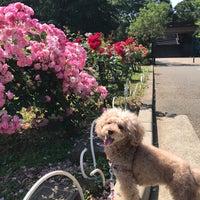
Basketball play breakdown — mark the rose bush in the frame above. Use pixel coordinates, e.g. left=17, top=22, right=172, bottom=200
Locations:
left=72, top=32, right=148, bottom=91
left=0, top=2, right=107, bottom=134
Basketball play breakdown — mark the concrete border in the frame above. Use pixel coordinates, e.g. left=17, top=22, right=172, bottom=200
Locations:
left=138, top=65, right=154, bottom=200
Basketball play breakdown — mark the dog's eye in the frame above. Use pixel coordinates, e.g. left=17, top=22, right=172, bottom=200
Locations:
left=118, top=125, right=123, bottom=130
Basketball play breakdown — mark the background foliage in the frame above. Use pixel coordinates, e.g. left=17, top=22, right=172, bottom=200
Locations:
left=173, top=0, right=200, bottom=23
left=128, top=2, right=172, bottom=46
left=1, top=0, right=200, bottom=43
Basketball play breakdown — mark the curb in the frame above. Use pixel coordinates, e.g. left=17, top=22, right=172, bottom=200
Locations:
left=138, top=65, right=155, bottom=200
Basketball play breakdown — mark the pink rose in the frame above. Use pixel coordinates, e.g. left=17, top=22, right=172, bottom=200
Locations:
left=6, top=90, right=14, bottom=100
left=45, top=95, right=51, bottom=102
left=35, top=74, right=40, bottom=81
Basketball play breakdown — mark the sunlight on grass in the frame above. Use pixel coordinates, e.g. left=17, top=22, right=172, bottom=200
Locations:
left=112, top=66, right=150, bottom=112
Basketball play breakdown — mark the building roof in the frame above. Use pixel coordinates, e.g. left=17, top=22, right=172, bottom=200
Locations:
left=166, top=22, right=197, bottom=34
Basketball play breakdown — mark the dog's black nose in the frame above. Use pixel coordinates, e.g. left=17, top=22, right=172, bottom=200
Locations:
left=108, top=130, right=114, bottom=135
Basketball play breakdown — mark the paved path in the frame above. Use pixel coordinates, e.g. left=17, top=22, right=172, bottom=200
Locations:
left=154, top=58, right=200, bottom=200
left=155, top=57, right=200, bottom=138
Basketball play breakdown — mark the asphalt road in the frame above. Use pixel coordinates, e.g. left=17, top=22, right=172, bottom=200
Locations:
left=154, top=58, right=200, bottom=138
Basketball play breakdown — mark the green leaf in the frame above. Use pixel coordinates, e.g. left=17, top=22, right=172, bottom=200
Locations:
left=41, top=31, right=47, bottom=40
left=25, top=35, right=31, bottom=41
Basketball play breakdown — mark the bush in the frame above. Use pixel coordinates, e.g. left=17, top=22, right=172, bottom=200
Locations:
left=0, top=3, right=149, bottom=135
left=0, top=2, right=107, bottom=134
left=69, top=31, right=149, bottom=92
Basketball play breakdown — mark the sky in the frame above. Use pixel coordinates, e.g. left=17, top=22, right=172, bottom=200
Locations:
left=171, top=0, right=183, bottom=8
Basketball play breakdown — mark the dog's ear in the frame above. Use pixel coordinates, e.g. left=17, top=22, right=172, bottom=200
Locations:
left=126, top=117, right=145, bottom=146
left=95, top=118, right=101, bottom=136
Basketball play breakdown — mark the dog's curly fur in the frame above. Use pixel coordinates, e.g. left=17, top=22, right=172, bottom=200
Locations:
left=95, top=108, right=200, bottom=200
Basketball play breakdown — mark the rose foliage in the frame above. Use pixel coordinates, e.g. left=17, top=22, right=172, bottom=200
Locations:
left=0, top=3, right=108, bottom=134
left=79, top=32, right=148, bottom=91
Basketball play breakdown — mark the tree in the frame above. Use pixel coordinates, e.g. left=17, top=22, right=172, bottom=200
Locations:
left=108, top=0, right=147, bottom=22
left=173, top=0, right=200, bottom=23
left=127, top=2, right=172, bottom=46
left=0, top=0, right=118, bottom=35
left=160, top=0, right=171, bottom=3
left=173, top=0, right=200, bottom=41
left=108, top=0, right=148, bottom=40
left=61, top=0, right=118, bottom=35
left=193, top=0, right=200, bottom=37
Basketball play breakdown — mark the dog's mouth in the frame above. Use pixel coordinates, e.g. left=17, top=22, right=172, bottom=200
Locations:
left=104, top=135, right=114, bottom=146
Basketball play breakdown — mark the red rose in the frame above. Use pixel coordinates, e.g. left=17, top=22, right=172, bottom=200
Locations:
left=113, top=42, right=125, bottom=57
left=88, top=32, right=102, bottom=50
left=125, top=37, right=134, bottom=45
left=74, top=38, right=82, bottom=43
left=98, top=48, right=105, bottom=54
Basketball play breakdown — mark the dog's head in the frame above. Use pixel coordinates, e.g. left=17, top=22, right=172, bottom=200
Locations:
left=95, top=108, right=144, bottom=147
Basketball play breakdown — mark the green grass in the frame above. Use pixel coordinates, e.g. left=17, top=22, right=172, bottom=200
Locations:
left=111, top=66, right=150, bottom=112
left=0, top=65, right=151, bottom=199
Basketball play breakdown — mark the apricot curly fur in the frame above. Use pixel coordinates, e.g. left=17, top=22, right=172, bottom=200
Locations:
left=95, top=108, right=200, bottom=200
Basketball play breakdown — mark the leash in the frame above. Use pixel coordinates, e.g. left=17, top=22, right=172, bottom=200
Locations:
left=107, top=145, right=139, bottom=199
left=108, top=162, right=115, bottom=200
left=108, top=161, right=133, bottom=200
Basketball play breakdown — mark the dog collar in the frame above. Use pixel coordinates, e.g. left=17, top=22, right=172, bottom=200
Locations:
left=112, top=164, right=132, bottom=172
left=109, top=160, right=132, bottom=172
left=108, top=146, right=139, bottom=172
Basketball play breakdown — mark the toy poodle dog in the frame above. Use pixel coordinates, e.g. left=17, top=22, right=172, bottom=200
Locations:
left=95, top=108, right=200, bottom=200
